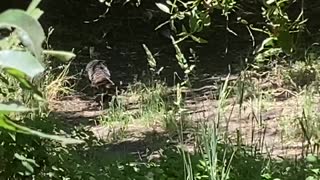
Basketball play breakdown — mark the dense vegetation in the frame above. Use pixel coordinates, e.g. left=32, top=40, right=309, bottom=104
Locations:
left=1, top=0, right=320, bottom=179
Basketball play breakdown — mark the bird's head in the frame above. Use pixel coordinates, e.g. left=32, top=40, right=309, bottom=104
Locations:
left=85, top=59, right=105, bottom=72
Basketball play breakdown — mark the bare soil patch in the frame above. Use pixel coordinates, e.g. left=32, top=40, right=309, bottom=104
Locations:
left=48, top=81, right=314, bottom=159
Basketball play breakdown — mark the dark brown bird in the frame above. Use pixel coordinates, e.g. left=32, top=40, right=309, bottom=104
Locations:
left=85, top=59, right=115, bottom=109
left=85, top=59, right=114, bottom=89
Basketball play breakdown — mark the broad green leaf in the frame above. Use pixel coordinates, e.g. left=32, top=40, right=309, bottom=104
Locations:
left=43, top=50, right=76, bottom=62
left=155, top=3, right=171, bottom=14
left=0, top=115, right=20, bottom=132
left=0, top=9, right=45, bottom=58
left=165, top=0, right=173, bottom=6
left=0, top=50, right=44, bottom=78
left=0, top=116, right=85, bottom=144
left=5, top=68, right=32, bottom=90
left=0, top=102, right=32, bottom=112
left=189, top=9, right=198, bottom=33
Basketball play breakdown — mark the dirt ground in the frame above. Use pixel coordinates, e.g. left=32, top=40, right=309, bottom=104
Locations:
left=48, top=79, right=314, bottom=159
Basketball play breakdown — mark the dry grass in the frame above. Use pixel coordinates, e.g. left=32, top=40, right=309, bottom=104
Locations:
left=45, top=62, right=75, bottom=102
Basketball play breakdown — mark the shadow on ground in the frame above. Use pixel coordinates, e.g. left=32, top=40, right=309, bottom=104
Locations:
left=22, top=113, right=320, bottom=180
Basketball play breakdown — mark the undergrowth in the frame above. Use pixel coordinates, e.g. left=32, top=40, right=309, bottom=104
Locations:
left=4, top=0, right=320, bottom=179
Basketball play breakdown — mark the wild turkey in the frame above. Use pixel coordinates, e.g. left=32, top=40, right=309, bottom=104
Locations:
left=85, top=60, right=115, bottom=109
left=85, top=59, right=114, bottom=89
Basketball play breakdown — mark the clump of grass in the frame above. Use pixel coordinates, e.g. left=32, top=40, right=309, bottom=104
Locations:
left=44, top=62, right=75, bottom=102
left=284, top=61, right=317, bottom=89
left=0, top=72, right=24, bottom=102
left=281, top=47, right=320, bottom=91
left=280, top=87, right=320, bottom=148
left=175, top=75, right=236, bottom=180
left=98, top=81, right=176, bottom=138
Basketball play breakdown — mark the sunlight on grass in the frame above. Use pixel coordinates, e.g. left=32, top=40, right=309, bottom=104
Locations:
left=44, top=62, right=75, bottom=102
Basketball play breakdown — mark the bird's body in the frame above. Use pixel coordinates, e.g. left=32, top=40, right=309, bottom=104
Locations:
left=86, top=59, right=114, bottom=89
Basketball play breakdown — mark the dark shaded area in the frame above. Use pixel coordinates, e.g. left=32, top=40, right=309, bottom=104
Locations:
left=34, top=0, right=255, bottom=95
left=24, top=0, right=318, bottom=99
left=0, top=0, right=31, bottom=13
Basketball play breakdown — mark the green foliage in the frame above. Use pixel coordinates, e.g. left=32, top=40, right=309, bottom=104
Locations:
left=155, top=0, right=216, bottom=44
left=285, top=61, right=317, bottom=88
left=0, top=0, right=80, bottom=143
left=0, top=9, right=45, bottom=59
left=0, top=1, right=83, bottom=178
left=252, top=0, right=307, bottom=62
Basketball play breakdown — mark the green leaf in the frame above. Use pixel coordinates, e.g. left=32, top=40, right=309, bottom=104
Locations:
left=28, top=8, right=44, bottom=20
left=266, top=0, right=276, bottom=5
left=0, top=116, right=85, bottom=144
left=189, top=9, right=198, bottom=33
left=311, top=168, right=320, bottom=174
left=306, top=176, right=316, bottom=180
left=26, top=0, right=44, bottom=19
left=14, top=153, right=39, bottom=167
left=155, top=3, right=171, bottom=14
left=306, top=154, right=317, bottom=163
left=0, top=9, right=45, bottom=58
left=21, top=161, right=34, bottom=173
left=0, top=50, right=44, bottom=78
left=26, top=0, right=42, bottom=15
left=278, top=31, right=293, bottom=54
left=5, top=68, right=31, bottom=89
left=199, top=12, right=211, bottom=27
left=0, top=115, right=20, bottom=132
left=43, top=50, right=76, bottom=62
left=190, top=35, right=208, bottom=43
left=253, top=37, right=276, bottom=54
left=0, top=102, right=32, bottom=113
left=155, top=20, right=170, bottom=31
left=5, top=68, right=43, bottom=99
left=254, top=48, right=282, bottom=62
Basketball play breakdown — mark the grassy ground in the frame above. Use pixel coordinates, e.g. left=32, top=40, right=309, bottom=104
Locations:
left=44, top=59, right=320, bottom=179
